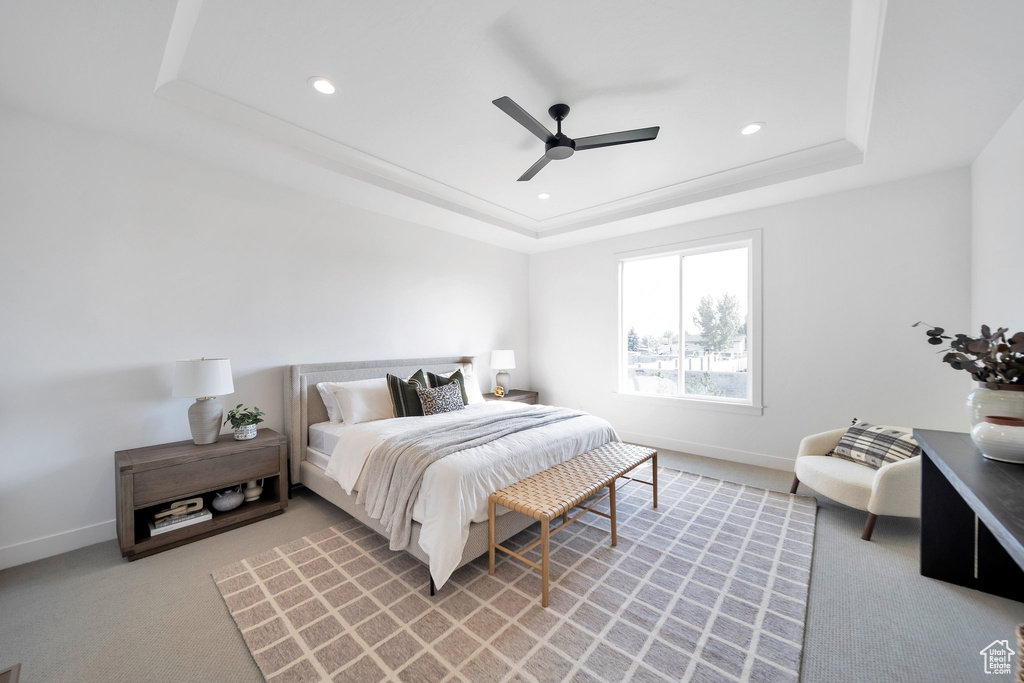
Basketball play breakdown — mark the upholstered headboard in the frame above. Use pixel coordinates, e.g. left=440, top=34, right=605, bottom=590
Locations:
left=283, top=356, right=475, bottom=483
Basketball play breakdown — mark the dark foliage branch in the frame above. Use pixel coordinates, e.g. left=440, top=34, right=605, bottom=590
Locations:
left=914, top=322, right=1024, bottom=388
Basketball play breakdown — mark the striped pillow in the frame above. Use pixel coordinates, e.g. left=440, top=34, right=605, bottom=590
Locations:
left=386, top=370, right=428, bottom=417
left=827, top=421, right=920, bottom=470
left=426, top=369, right=469, bottom=406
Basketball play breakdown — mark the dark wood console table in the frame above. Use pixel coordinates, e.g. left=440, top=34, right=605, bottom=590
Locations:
left=915, top=429, right=1024, bottom=602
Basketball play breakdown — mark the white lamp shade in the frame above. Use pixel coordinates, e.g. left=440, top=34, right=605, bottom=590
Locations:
left=490, top=349, right=516, bottom=370
left=172, top=358, right=234, bottom=398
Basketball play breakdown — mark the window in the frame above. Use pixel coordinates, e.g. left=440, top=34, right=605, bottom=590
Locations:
left=618, top=231, right=761, bottom=411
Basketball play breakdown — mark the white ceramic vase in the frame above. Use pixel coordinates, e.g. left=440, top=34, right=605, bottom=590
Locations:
left=234, top=424, right=258, bottom=441
left=244, top=479, right=263, bottom=502
left=966, top=383, right=1024, bottom=427
left=971, top=416, right=1024, bottom=463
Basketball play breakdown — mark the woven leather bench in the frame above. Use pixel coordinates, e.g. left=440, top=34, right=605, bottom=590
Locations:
left=488, top=442, right=658, bottom=607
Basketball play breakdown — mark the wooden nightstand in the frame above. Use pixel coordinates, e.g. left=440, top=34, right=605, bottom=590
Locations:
left=484, top=389, right=539, bottom=405
left=115, top=428, right=287, bottom=560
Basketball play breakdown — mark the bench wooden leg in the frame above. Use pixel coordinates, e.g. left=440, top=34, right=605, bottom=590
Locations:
left=652, top=452, right=658, bottom=509
left=609, top=481, right=617, bottom=548
left=488, top=497, right=496, bottom=575
left=541, top=518, right=550, bottom=608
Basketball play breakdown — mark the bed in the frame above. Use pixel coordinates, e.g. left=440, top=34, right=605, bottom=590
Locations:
left=284, top=357, right=618, bottom=590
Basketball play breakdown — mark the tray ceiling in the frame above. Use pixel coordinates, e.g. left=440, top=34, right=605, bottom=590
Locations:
left=159, top=0, right=869, bottom=239
left=5, top=1, right=1024, bottom=251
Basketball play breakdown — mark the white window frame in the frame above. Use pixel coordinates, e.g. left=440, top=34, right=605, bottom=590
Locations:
left=615, top=229, right=762, bottom=416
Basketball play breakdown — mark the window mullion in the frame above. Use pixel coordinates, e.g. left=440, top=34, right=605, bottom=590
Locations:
left=677, top=253, right=684, bottom=397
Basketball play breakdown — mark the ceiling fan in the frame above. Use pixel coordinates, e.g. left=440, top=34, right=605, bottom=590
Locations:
left=492, top=96, right=660, bottom=181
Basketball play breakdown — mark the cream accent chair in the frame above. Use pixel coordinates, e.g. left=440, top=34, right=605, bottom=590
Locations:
left=790, top=426, right=921, bottom=541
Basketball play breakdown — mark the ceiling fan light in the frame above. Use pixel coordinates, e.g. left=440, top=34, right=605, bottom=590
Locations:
left=741, top=122, right=765, bottom=135
left=308, top=77, right=336, bottom=95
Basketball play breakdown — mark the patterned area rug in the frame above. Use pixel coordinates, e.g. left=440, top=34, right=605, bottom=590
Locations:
left=213, top=466, right=816, bottom=682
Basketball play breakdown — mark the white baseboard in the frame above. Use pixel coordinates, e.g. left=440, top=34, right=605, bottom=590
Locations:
left=0, top=519, right=117, bottom=571
left=617, top=431, right=794, bottom=472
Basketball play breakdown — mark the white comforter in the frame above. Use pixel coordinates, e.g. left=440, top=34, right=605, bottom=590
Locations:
left=323, top=402, right=617, bottom=587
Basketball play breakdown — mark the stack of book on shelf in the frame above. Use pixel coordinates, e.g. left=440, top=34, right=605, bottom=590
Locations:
left=148, top=508, right=212, bottom=536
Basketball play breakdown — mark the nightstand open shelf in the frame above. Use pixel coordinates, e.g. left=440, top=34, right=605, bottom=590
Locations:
left=116, top=428, right=288, bottom=560
left=130, top=484, right=283, bottom=553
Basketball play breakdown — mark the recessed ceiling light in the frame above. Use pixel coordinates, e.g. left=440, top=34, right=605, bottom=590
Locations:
left=741, top=122, right=766, bottom=135
left=308, top=77, right=335, bottom=95
left=537, top=192, right=551, bottom=200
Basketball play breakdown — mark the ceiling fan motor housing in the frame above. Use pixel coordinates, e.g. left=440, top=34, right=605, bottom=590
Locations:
left=546, top=135, right=576, bottom=159
left=545, top=104, right=575, bottom=159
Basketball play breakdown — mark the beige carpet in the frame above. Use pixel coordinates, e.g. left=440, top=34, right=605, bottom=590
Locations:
left=6, top=449, right=1022, bottom=681
left=213, top=467, right=816, bottom=682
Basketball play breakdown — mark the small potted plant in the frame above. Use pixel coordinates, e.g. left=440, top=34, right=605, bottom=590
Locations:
left=224, top=404, right=265, bottom=441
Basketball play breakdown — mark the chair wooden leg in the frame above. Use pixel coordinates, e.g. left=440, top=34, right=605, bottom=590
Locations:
left=652, top=452, right=658, bottom=508
left=861, top=513, right=878, bottom=541
left=789, top=475, right=800, bottom=494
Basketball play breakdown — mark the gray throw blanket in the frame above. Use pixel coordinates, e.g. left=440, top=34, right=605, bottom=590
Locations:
left=356, top=406, right=585, bottom=550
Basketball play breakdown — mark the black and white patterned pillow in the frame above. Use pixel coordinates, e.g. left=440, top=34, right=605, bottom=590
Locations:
left=827, top=420, right=920, bottom=470
left=416, top=380, right=465, bottom=416
left=426, top=369, right=469, bottom=405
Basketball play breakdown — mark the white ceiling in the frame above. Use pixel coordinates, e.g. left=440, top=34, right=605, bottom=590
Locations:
left=2, top=1, right=1024, bottom=252
left=180, top=0, right=850, bottom=223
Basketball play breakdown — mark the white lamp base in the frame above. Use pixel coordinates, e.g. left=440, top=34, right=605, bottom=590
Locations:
left=187, top=397, right=222, bottom=445
left=495, top=370, right=511, bottom=392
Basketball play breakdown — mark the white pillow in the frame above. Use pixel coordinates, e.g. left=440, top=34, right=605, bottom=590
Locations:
left=332, top=377, right=393, bottom=424
left=464, top=373, right=486, bottom=405
left=315, top=382, right=345, bottom=422
left=439, top=367, right=486, bottom=405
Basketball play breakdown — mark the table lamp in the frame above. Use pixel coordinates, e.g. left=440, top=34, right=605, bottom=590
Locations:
left=173, top=358, right=234, bottom=444
left=490, top=349, right=516, bottom=393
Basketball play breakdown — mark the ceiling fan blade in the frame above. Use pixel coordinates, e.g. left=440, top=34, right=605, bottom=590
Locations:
left=517, top=155, right=551, bottom=181
left=493, top=96, right=554, bottom=143
left=574, top=126, right=660, bottom=151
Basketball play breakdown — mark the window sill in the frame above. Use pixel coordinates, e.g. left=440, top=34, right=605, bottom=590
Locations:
left=613, top=391, right=764, bottom=416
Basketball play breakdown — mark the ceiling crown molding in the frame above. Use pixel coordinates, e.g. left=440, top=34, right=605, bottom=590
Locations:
left=155, top=0, right=885, bottom=243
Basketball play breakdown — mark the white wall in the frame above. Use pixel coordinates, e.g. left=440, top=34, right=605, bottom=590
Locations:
left=0, top=108, right=530, bottom=568
left=530, top=169, right=973, bottom=469
left=972, top=96, right=1024, bottom=333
